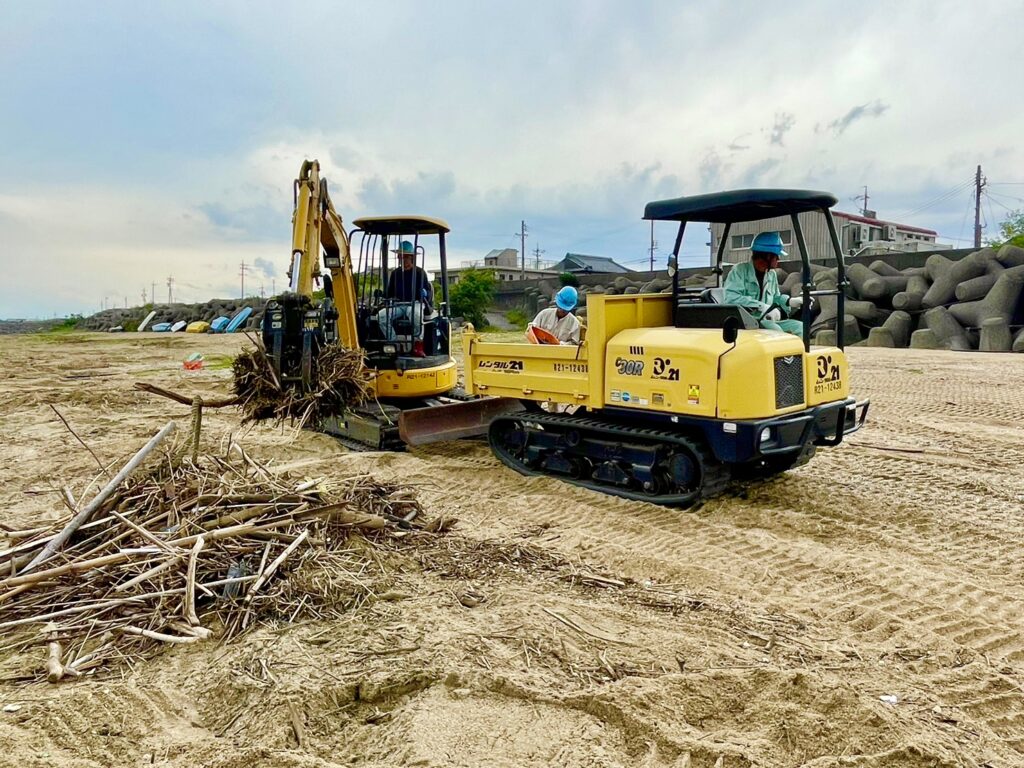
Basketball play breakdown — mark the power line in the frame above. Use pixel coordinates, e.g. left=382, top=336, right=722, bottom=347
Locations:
left=894, top=177, right=975, bottom=220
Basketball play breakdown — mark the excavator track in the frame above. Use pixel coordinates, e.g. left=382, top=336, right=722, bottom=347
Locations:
left=488, top=411, right=732, bottom=507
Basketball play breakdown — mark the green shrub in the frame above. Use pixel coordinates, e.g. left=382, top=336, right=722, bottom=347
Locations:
left=558, top=272, right=579, bottom=287
left=450, top=268, right=496, bottom=328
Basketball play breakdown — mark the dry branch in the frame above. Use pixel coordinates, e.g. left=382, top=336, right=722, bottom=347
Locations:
left=0, top=430, right=431, bottom=681
left=232, top=337, right=374, bottom=428
left=20, top=421, right=177, bottom=575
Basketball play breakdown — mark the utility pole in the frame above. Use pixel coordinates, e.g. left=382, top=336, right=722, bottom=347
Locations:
left=141, top=289, right=147, bottom=305
left=517, top=220, right=528, bottom=280
left=260, top=284, right=265, bottom=299
left=239, top=260, right=250, bottom=299
left=166, top=276, right=174, bottom=305
left=854, top=186, right=870, bottom=217
left=151, top=281, right=156, bottom=305
left=532, top=244, right=545, bottom=270
left=649, top=221, right=658, bottom=272
left=974, top=164, right=986, bottom=248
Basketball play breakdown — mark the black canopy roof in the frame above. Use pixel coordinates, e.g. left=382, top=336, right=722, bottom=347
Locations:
left=643, top=189, right=838, bottom=223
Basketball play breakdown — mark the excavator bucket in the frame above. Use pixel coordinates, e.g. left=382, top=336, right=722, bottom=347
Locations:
left=398, top=398, right=525, bottom=447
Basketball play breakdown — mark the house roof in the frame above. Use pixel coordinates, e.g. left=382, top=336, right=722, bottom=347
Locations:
left=834, top=210, right=937, bottom=236
left=553, top=253, right=633, bottom=273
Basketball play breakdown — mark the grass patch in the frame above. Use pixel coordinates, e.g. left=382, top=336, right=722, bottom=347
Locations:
left=204, top=353, right=235, bottom=370
left=505, top=308, right=529, bottom=330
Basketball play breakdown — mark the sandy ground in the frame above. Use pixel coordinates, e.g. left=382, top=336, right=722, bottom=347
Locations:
left=1, top=330, right=1023, bottom=767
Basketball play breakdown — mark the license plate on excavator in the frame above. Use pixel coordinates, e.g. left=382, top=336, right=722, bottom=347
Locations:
left=398, top=398, right=525, bottom=447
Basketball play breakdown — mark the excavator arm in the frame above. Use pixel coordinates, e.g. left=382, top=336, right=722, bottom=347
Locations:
left=287, top=160, right=359, bottom=350
left=263, top=160, right=361, bottom=389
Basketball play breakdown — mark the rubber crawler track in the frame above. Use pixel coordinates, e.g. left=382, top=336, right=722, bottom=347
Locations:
left=488, top=411, right=732, bottom=506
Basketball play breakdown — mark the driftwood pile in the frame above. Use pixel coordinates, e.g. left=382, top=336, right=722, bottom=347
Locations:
left=232, top=336, right=374, bottom=428
left=0, top=421, right=434, bottom=682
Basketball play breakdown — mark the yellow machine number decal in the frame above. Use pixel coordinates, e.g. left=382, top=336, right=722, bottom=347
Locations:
left=814, top=354, right=842, bottom=394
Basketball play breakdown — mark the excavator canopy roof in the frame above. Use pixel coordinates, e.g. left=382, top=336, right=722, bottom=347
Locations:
left=352, top=215, right=450, bottom=236
left=643, top=189, right=838, bottom=224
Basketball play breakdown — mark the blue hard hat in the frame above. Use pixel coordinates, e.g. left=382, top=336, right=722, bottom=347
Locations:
left=555, top=285, right=578, bottom=311
left=751, top=231, right=787, bottom=257
left=397, top=240, right=415, bottom=256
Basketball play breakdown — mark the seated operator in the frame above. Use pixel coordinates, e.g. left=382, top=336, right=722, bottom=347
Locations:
left=723, top=231, right=805, bottom=335
left=528, top=286, right=581, bottom=344
left=380, top=240, right=434, bottom=345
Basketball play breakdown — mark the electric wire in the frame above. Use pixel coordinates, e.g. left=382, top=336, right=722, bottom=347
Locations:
left=894, top=177, right=975, bottom=220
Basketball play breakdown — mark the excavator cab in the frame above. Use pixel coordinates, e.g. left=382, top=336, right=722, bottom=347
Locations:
left=350, top=216, right=452, bottom=369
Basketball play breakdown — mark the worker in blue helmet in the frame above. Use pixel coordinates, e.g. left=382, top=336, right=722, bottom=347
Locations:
left=529, top=285, right=581, bottom=344
left=723, top=231, right=804, bottom=335
left=379, top=239, right=434, bottom=353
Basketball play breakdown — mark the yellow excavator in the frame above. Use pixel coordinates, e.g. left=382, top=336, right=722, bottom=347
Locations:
left=261, top=160, right=513, bottom=449
left=404, top=189, right=870, bottom=506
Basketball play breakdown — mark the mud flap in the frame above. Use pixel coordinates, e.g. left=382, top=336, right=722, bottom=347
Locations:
left=398, top=398, right=525, bottom=447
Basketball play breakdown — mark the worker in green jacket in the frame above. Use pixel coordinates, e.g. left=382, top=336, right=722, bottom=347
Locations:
left=723, top=231, right=804, bottom=335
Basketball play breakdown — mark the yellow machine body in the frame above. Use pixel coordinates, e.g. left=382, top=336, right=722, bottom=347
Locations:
left=464, top=293, right=851, bottom=419
left=372, top=359, right=458, bottom=398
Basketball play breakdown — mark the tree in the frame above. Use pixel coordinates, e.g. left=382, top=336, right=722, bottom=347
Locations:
left=987, top=209, right=1024, bottom=250
left=449, top=268, right=496, bottom=328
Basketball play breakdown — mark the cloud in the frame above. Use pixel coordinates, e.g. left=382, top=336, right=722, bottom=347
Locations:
left=769, top=113, right=796, bottom=146
left=825, top=100, right=890, bottom=136
left=727, top=134, right=751, bottom=152
left=253, top=257, right=277, bottom=279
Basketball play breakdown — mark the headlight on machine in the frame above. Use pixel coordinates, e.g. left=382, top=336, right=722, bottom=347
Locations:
left=759, top=427, right=772, bottom=445
left=383, top=344, right=397, bottom=355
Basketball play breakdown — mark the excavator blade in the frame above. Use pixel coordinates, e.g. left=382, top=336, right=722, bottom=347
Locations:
left=398, top=398, right=525, bottom=447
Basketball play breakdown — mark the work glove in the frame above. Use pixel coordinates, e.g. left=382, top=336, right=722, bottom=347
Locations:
left=789, top=296, right=816, bottom=315
left=761, top=305, right=785, bottom=322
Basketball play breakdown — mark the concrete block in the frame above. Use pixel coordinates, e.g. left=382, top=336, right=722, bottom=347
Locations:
left=948, top=265, right=1024, bottom=327
left=869, top=260, right=903, bottom=277
left=954, top=268, right=1003, bottom=302
left=846, top=263, right=879, bottom=298
left=866, top=327, right=896, bottom=347
left=814, top=329, right=837, bottom=346
left=997, top=244, right=1024, bottom=267
left=880, top=310, right=913, bottom=348
left=923, top=306, right=972, bottom=350
left=910, top=328, right=941, bottom=349
left=861, top=274, right=909, bottom=302
left=979, top=317, right=1012, bottom=352
left=922, top=248, right=998, bottom=308
left=842, top=315, right=863, bottom=344
left=891, top=274, right=930, bottom=311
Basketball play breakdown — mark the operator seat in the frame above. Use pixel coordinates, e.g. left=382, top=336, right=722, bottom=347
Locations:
left=700, top=287, right=726, bottom=304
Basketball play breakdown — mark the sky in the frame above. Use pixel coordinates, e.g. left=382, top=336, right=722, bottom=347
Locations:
left=1, top=0, right=1022, bottom=318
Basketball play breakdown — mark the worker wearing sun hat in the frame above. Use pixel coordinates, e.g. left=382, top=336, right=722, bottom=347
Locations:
left=723, top=231, right=804, bottom=335
left=528, top=285, right=581, bottom=344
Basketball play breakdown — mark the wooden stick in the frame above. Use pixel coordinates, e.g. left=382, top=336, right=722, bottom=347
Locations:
left=114, top=554, right=186, bottom=592
left=43, top=622, right=64, bottom=682
left=48, top=404, right=112, bottom=479
left=184, top=536, right=204, bottom=626
left=134, top=382, right=240, bottom=408
left=20, top=421, right=177, bottom=575
left=1, top=548, right=161, bottom=591
left=245, top=529, right=309, bottom=602
left=119, top=625, right=203, bottom=644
